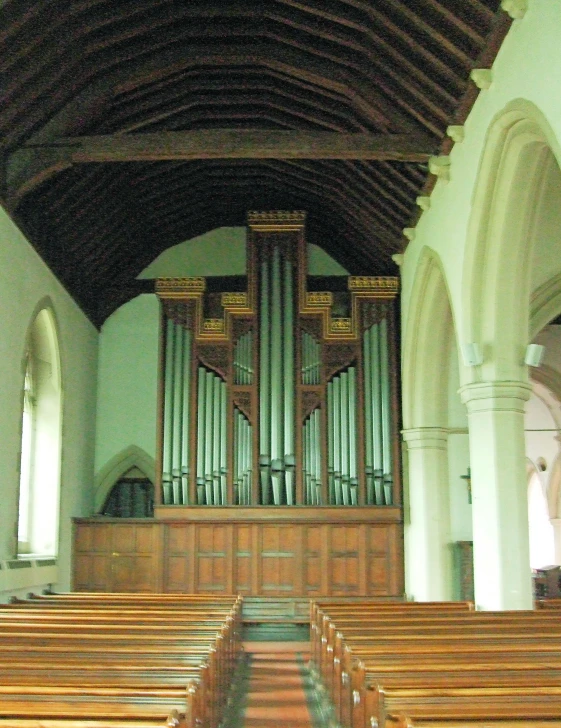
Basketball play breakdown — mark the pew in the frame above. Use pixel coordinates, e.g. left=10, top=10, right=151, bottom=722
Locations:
left=0, top=593, right=241, bottom=728
left=310, top=599, right=561, bottom=728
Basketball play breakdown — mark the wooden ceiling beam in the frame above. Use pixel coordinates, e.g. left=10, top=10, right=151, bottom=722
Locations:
left=7, top=129, right=435, bottom=206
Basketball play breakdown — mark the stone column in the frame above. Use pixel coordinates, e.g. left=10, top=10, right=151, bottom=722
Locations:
left=402, top=427, right=452, bottom=601
left=460, top=381, right=533, bottom=610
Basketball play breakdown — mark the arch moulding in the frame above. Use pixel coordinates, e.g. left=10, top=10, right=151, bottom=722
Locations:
left=94, top=445, right=156, bottom=513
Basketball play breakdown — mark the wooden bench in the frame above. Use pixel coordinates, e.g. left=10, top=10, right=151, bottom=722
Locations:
left=311, top=600, right=561, bottom=728
left=0, top=594, right=242, bottom=728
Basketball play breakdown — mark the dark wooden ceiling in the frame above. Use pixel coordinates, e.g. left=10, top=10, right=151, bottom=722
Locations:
left=1, top=0, right=509, bottom=326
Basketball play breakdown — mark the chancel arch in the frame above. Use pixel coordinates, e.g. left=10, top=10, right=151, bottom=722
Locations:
left=401, top=247, right=457, bottom=602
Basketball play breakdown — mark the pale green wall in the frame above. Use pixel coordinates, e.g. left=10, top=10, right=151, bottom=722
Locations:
left=0, top=205, right=98, bottom=593
left=139, top=228, right=247, bottom=278
left=95, top=295, right=160, bottom=480
left=308, top=244, right=349, bottom=275
left=138, top=226, right=348, bottom=278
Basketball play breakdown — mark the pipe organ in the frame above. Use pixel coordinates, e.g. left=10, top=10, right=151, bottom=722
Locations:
left=74, top=211, right=404, bottom=602
left=156, top=211, right=400, bottom=510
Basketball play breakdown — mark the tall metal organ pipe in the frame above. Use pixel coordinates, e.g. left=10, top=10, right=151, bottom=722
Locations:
left=234, top=409, right=252, bottom=504
left=193, top=366, right=228, bottom=505
left=326, top=366, right=357, bottom=505
left=162, top=320, right=192, bottom=505
left=362, top=308, right=393, bottom=505
left=234, top=331, right=253, bottom=385
left=259, top=244, right=295, bottom=505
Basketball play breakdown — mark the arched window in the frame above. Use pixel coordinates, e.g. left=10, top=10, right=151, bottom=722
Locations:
left=17, top=308, right=62, bottom=556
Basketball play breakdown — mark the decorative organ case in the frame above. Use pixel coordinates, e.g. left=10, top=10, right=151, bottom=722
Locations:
left=155, top=211, right=400, bottom=509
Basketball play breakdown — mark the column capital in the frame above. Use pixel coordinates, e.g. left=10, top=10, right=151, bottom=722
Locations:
left=459, top=381, right=531, bottom=413
left=402, top=427, right=449, bottom=450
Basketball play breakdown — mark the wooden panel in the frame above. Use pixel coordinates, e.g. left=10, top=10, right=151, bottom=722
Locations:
left=164, top=523, right=191, bottom=592
left=109, top=522, right=159, bottom=593
left=303, top=525, right=322, bottom=595
left=234, top=525, right=252, bottom=594
left=195, top=524, right=228, bottom=592
left=260, top=525, right=297, bottom=595
left=73, top=522, right=110, bottom=591
left=330, top=525, right=360, bottom=595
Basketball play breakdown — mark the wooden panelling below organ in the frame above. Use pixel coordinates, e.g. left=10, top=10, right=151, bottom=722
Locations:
left=73, top=509, right=403, bottom=599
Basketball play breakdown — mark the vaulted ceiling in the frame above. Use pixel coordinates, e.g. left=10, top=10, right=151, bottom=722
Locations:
left=1, top=0, right=510, bottom=326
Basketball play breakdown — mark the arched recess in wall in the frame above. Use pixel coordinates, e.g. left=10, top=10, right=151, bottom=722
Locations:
left=94, top=445, right=156, bottom=513
left=17, top=304, right=63, bottom=556
left=463, top=100, right=561, bottom=382
left=402, top=247, right=457, bottom=430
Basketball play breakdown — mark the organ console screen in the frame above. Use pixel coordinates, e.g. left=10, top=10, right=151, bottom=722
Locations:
left=155, top=211, right=400, bottom=509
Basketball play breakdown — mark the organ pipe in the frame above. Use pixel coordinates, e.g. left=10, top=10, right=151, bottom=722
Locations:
left=162, top=320, right=193, bottom=505
left=259, top=254, right=271, bottom=504
left=363, top=327, right=374, bottom=505
left=284, top=255, right=295, bottom=484
left=181, top=328, right=191, bottom=505
left=162, top=318, right=175, bottom=505
left=379, top=317, right=393, bottom=505
left=362, top=308, right=394, bottom=506
left=327, top=380, right=335, bottom=504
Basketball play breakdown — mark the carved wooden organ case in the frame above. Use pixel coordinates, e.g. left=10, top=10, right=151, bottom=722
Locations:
left=155, top=211, right=400, bottom=510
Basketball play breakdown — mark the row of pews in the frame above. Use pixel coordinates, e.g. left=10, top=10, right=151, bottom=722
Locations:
left=0, top=592, right=242, bottom=728
left=310, top=599, right=561, bottom=728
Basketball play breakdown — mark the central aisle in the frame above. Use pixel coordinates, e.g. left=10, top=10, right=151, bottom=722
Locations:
left=223, top=642, right=327, bottom=728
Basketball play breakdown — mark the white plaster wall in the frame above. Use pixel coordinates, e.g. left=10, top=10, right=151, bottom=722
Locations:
left=95, top=295, right=160, bottom=477
left=401, top=1, right=561, bottom=351
left=0, top=205, right=98, bottom=590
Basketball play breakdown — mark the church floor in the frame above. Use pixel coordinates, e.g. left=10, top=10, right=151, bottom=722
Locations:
left=221, top=642, right=329, bottom=728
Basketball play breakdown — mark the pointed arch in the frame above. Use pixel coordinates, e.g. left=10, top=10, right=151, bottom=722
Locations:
left=94, top=445, right=156, bottom=512
left=402, top=246, right=457, bottom=430
left=463, top=100, right=561, bottom=382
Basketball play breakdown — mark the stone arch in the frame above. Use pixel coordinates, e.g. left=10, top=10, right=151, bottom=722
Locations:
left=402, top=246, right=457, bottom=430
left=94, top=445, right=156, bottom=512
left=463, top=100, right=561, bottom=383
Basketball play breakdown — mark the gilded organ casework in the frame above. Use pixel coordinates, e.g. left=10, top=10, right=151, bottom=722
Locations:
left=155, top=211, right=399, bottom=508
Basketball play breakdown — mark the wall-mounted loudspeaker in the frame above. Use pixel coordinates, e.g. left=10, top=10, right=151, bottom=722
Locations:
left=461, top=342, right=483, bottom=367
left=525, top=343, right=545, bottom=367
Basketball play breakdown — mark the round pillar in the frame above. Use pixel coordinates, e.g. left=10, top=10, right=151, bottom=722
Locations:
left=460, top=381, right=533, bottom=610
left=402, top=427, right=452, bottom=602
